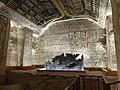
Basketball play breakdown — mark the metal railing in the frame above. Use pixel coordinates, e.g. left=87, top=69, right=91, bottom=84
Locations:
left=65, top=75, right=120, bottom=90
left=65, top=76, right=80, bottom=90
left=103, top=76, right=120, bottom=90
left=79, top=75, right=103, bottom=90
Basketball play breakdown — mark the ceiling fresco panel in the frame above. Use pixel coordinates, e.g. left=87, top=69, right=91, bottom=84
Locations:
left=0, top=0, right=107, bottom=27
left=1, top=0, right=62, bottom=25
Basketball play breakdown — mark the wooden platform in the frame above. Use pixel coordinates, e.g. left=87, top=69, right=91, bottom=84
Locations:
left=6, top=66, right=117, bottom=76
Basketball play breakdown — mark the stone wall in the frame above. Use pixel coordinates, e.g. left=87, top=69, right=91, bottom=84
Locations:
left=106, top=16, right=117, bottom=70
left=33, top=19, right=107, bottom=67
left=98, top=0, right=109, bottom=27
left=0, top=14, right=10, bottom=84
left=23, top=28, right=33, bottom=66
left=32, top=36, right=46, bottom=65
left=6, top=21, right=33, bottom=66
left=7, top=18, right=113, bottom=68
left=6, top=25, right=33, bottom=66
left=6, top=26, right=24, bottom=66
left=111, top=0, right=120, bottom=79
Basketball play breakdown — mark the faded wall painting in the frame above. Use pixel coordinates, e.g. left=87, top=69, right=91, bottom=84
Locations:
left=6, top=26, right=24, bottom=66
left=32, top=36, right=46, bottom=65
left=0, top=15, right=9, bottom=63
left=6, top=19, right=108, bottom=68
left=106, top=16, right=117, bottom=70
left=0, top=14, right=9, bottom=75
left=23, top=29, right=33, bottom=66
left=33, top=19, right=107, bottom=67
left=7, top=21, right=34, bottom=66
left=98, top=0, right=109, bottom=27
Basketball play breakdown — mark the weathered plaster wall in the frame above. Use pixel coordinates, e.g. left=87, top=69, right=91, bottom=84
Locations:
left=7, top=18, right=116, bottom=69
left=33, top=19, right=107, bottom=67
left=7, top=21, right=33, bottom=66
left=32, top=36, right=46, bottom=65
left=98, top=0, right=109, bottom=28
left=106, top=16, right=117, bottom=70
left=6, top=26, right=24, bottom=66
left=23, top=28, right=33, bottom=66
left=0, top=14, right=10, bottom=85
left=111, top=0, right=120, bottom=79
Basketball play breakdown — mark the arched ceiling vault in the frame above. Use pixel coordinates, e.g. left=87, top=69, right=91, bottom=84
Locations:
left=0, top=0, right=110, bottom=34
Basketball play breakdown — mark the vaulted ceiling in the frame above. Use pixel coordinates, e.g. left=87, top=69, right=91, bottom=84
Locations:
left=1, top=0, right=100, bottom=26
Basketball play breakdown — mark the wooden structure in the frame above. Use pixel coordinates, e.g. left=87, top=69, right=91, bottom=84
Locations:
left=4, top=66, right=119, bottom=90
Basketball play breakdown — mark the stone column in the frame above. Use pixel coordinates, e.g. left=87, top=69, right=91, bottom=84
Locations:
left=0, top=14, right=10, bottom=85
left=0, top=14, right=10, bottom=75
left=106, top=16, right=117, bottom=70
left=111, top=0, right=120, bottom=79
left=23, top=27, right=33, bottom=66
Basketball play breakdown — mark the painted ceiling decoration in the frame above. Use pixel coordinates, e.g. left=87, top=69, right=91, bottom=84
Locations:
left=1, top=0, right=101, bottom=26
left=57, top=0, right=100, bottom=20
left=0, top=0, right=62, bottom=25
left=0, top=2, right=41, bottom=34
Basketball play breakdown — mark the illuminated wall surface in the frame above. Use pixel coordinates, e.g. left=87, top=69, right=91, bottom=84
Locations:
left=33, top=19, right=107, bottom=68
left=6, top=26, right=24, bottom=66
left=106, top=16, right=117, bottom=70
left=7, top=18, right=116, bottom=70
